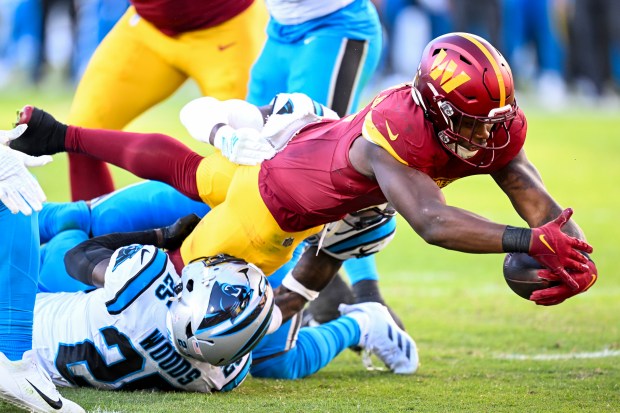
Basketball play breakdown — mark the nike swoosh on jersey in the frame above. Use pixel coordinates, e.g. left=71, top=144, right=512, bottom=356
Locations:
left=218, top=42, right=236, bottom=51
left=538, top=234, right=556, bottom=253
left=26, top=379, right=63, bottom=410
left=140, top=248, right=150, bottom=264
left=358, top=246, right=377, bottom=256
left=385, top=121, right=399, bottom=141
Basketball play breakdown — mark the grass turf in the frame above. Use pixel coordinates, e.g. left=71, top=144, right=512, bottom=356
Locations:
left=0, top=85, right=618, bottom=412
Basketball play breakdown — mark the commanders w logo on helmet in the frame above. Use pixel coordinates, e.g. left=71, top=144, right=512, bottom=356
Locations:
left=429, top=49, right=471, bottom=93
left=411, top=32, right=518, bottom=167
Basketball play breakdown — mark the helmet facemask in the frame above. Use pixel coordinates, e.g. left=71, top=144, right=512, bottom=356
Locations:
left=435, top=98, right=517, bottom=165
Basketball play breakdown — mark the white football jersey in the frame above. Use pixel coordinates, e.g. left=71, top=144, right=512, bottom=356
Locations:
left=32, top=245, right=250, bottom=393
left=266, top=0, right=355, bottom=25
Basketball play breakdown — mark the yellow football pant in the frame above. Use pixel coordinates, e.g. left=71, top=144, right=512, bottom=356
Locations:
left=180, top=153, right=323, bottom=276
left=68, top=1, right=268, bottom=129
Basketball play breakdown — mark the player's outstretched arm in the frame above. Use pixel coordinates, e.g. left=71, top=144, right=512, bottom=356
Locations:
left=359, top=139, right=593, bottom=281
left=360, top=138, right=508, bottom=252
left=274, top=246, right=343, bottom=325
left=492, top=150, right=597, bottom=300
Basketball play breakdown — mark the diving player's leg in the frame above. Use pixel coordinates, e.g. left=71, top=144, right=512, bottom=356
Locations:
left=12, top=106, right=206, bottom=201
left=180, top=165, right=320, bottom=275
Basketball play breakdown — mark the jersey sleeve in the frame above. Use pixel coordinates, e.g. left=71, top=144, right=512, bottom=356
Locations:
left=360, top=87, right=422, bottom=167
left=103, top=245, right=171, bottom=315
left=362, top=107, right=410, bottom=166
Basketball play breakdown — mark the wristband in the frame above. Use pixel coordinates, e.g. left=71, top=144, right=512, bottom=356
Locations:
left=266, top=305, right=282, bottom=335
left=281, top=271, right=320, bottom=301
left=502, top=226, right=531, bottom=253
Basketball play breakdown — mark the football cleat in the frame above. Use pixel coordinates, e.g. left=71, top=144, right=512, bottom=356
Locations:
left=0, top=350, right=85, bottom=413
left=8, top=105, right=67, bottom=156
left=339, top=302, right=419, bottom=374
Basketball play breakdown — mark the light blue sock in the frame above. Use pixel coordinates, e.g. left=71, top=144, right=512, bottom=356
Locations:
left=250, top=316, right=360, bottom=379
left=0, top=205, right=39, bottom=360
left=343, top=255, right=380, bottom=284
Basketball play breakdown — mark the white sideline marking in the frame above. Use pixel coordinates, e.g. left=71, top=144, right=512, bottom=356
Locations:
left=495, top=349, right=620, bottom=361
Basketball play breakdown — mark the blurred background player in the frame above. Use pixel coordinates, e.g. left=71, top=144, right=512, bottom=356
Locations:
left=0, top=128, right=83, bottom=413
left=66, top=0, right=268, bottom=201
left=246, top=0, right=398, bottom=327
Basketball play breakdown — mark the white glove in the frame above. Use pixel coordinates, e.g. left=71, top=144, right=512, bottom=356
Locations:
left=262, top=93, right=340, bottom=151
left=0, top=126, right=52, bottom=215
left=214, top=125, right=276, bottom=165
left=180, top=97, right=264, bottom=144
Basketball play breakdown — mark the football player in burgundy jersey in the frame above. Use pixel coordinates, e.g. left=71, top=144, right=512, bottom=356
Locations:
left=7, top=33, right=597, bottom=312
left=66, top=0, right=268, bottom=201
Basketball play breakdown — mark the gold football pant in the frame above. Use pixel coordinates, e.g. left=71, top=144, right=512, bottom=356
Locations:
left=180, top=152, right=323, bottom=276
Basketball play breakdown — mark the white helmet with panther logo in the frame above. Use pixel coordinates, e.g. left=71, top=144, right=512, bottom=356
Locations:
left=167, top=255, right=274, bottom=366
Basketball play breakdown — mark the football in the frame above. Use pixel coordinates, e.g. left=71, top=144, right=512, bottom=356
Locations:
left=502, top=253, right=559, bottom=300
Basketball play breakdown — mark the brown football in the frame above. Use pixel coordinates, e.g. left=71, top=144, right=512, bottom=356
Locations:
left=503, top=253, right=560, bottom=300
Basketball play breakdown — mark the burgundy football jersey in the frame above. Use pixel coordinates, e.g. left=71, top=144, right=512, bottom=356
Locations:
left=131, top=0, right=253, bottom=36
left=259, top=84, right=527, bottom=232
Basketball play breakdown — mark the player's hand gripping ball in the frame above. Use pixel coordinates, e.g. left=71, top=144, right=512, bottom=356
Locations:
left=502, top=253, right=560, bottom=300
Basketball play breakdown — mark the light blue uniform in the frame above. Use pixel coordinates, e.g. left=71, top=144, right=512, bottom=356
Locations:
left=247, top=0, right=382, bottom=117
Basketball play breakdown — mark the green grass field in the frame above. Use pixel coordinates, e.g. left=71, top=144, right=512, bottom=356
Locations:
left=0, top=84, right=618, bottom=412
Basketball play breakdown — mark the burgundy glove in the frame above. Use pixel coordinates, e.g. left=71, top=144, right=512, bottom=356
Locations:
left=530, top=258, right=598, bottom=305
left=529, top=208, right=592, bottom=290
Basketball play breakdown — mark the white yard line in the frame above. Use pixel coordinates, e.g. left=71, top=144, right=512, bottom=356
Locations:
left=495, top=349, right=620, bottom=360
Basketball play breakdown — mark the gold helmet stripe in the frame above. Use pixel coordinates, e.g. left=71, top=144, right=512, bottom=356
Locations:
left=457, top=33, right=506, bottom=107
